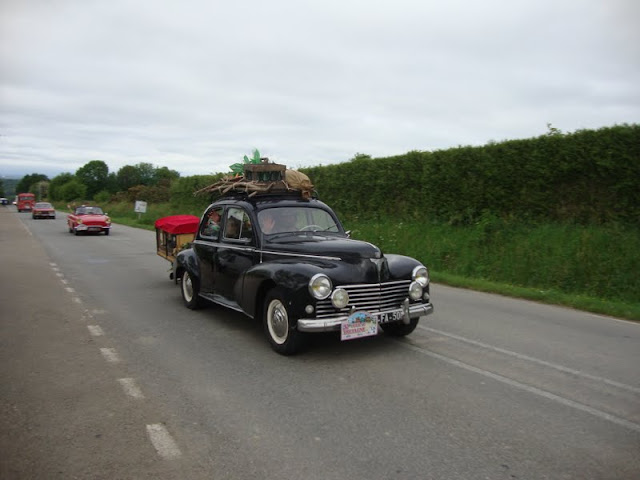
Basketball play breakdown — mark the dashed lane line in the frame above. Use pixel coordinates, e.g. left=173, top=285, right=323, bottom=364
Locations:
left=100, top=348, right=120, bottom=363
left=49, top=262, right=183, bottom=460
left=117, top=378, right=145, bottom=399
left=87, top=325, right=105, bottom=336
left=146, top=424, right=182, bottom=459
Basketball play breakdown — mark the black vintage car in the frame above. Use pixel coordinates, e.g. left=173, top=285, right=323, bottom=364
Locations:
left=174, top=191, right=434, bottom=355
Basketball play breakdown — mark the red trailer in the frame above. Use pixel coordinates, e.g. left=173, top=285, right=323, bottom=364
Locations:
left=155, top=215, right=200, bottom=263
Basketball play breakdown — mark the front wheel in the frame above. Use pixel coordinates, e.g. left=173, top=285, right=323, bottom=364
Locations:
left=380, top=318, right=419, bottom=337
left=263, top=288, right=306, bottom=355
left=104, top=229, right=110, bottom=236
left=181, top=270, right=205, bottom=309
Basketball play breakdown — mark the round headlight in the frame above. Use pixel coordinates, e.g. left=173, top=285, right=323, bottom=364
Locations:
left=331, top=288, right=349, bottom=309
left=309, top=274, right=332, bottom=300
left=412, top=266, right=429, bottom=287
left=409, top=281, right=423, bottom=301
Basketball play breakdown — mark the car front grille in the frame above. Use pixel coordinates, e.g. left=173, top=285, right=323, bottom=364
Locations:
left=315, top=280, right=411, bottom=318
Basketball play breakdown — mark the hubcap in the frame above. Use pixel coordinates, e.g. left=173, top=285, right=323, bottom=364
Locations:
left=268, top=300, right=289, bottom=344
left=183, top=273, right=194, bottom=301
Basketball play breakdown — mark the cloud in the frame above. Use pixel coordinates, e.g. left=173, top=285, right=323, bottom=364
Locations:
left=1, top=0, right=638, bottom=178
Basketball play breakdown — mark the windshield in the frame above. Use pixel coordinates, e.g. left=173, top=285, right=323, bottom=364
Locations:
left=258, top=207, right=341, bottom=235
left=35, top=203, right=52, bottom=208
left=76, top=206, right=104, bottom=215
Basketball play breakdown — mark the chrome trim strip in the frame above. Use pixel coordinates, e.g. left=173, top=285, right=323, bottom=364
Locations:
left=297, top=303, right=434, bottom=332
left=192, top=240, right=255, bottom=253
left=191, top=241, right=340, bottom=260
left=260, top=250, right=342, bottom=261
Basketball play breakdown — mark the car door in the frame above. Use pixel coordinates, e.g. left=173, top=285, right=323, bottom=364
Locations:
left=213, top=207, right=256, bottom=304
left=193, top=206, right=224, bottom=294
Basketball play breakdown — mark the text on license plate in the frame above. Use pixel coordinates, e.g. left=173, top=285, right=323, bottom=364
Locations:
left=374, top=309, right=404, bottom=323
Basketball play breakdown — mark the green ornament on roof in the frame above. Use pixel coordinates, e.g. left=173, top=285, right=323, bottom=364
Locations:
left=229, top=149, right=262, bottom=175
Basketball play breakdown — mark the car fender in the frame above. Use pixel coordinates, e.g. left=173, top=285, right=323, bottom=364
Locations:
left=174, top=248, right=201, bottom=285
left=240, top=259, right=333, bottom=319
left=384, top=253, right=426, bottom=279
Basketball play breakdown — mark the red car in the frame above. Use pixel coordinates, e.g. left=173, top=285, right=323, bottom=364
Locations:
left=67, top=205, right=111, bottom=235
left=32, top=202, right=56, bottom=219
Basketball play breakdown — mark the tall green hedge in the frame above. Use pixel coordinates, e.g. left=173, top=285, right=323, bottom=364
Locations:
left=302, top=124, right=640, bottom=225
left=169, top=173, right=223, bottom=212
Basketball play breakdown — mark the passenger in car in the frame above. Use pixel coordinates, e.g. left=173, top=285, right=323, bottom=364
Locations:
left=202, top=209, right=221, bottom=237
left=225, top=216, right=241, bottom=239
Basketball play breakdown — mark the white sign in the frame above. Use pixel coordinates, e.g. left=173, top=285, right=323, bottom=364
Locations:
left=134, top=201, right=147, bottom=213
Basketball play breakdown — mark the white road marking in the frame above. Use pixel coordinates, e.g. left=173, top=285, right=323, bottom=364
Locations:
left=400, top=341, right=640, bottom=433
left=72, top=297, right=82, bottom=304
left=420, top=326, right=640, bottom=394
left=117, top=378, right=145, bottom=399
left=87, top=325, right=104, bottom=336
left=49, top=262, right=57, bottom=267
left=65, top=287, right=75, bottom=293
left=56, top=272, right=64, bottom=277
left=60, top=278, right=68, bottom=285
left=146, top=424, right=182, bottom=459
left=99, top=348, right=120, bottom=363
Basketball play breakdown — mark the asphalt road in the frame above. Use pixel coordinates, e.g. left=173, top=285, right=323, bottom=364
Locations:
left=1, top=205, right=639, bottom=480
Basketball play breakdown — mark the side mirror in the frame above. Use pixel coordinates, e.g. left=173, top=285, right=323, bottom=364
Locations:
left=345, top=230, right=352, bottom=238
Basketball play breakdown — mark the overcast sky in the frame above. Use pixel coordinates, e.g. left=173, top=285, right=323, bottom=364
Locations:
left=1, top=0, right=638, bottom=179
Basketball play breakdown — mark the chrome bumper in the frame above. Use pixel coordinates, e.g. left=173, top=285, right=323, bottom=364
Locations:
left=76, top=224, right=110, bottom=231
left=297, top=300, right=434, bottom=333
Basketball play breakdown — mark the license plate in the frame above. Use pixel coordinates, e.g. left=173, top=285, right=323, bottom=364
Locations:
left=341, top=312, right=378, bottom=341
left=89, top=227, right=101, bottom=231
left=374, top=309, right=404, bottom=324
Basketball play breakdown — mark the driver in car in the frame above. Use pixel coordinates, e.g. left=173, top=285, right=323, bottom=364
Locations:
left=260, top=210, right=297, bottom=234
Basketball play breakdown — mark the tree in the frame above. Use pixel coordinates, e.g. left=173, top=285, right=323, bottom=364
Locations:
left=76, top=160, right=109, bottom=199
left=106, top=172, right=119, bottom=193
left=31, top=181, right=49, bottom=201
left=0, top=179, right=5, bottom=198
left=116, top=165, right=142, bottom=191
left=16, top=173, right=49, bottom=194
left=59, top=179, right=87, bottom=202
left=116, top=163, right=180, bottom=191
left=49, top=173, right=75, bottom=201
left=136, top=162, right=156, bottom=186
left=154, top=166, right=180, bottom=186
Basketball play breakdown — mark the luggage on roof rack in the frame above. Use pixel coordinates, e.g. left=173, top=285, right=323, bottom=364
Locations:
left=195, top=158, right=315, bottom=200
